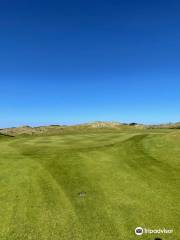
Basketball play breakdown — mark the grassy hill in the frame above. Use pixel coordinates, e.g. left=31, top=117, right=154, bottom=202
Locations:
left=1, top=121, right=180, bottom=137
left=0, top=128, right=179, bottom=239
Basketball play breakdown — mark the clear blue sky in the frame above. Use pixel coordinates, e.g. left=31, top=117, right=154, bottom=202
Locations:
left=0, top=0, right=180, bottom=127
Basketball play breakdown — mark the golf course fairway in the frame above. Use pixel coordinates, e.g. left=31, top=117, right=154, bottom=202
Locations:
left=0, top=130, right=179, bottom=239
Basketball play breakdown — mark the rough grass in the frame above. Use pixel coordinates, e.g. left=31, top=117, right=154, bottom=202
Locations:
left=0, top=130, right=179, bottom=239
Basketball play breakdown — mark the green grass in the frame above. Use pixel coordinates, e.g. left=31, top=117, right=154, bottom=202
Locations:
left=0, top=130, right=179, bottom=239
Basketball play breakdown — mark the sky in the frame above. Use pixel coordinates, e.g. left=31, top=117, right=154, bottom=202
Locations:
left=0, top=0, right=180, bottom=128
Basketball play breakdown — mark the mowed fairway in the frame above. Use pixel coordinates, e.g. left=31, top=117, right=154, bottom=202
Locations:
left=0, top=131, right=179, bottom=239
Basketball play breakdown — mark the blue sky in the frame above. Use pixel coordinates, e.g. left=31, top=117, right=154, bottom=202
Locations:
left=0, top=0, right=180, bottom=127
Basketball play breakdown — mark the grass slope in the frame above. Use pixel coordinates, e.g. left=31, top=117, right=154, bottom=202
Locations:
left=0, top=130, right=179, bottom=239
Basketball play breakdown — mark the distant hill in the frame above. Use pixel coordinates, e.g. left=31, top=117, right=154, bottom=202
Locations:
left=148, top=122, right=180, bottom=129
left=0, top=121, right=179, bottom=136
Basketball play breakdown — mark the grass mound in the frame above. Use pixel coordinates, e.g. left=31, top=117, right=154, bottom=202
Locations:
left=0, top=130, right=179, bottom=239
